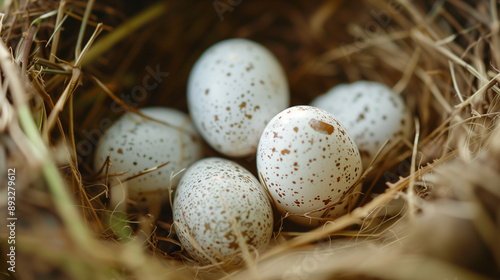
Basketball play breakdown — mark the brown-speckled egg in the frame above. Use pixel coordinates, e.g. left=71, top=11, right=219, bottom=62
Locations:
left=310, top=81, right=413, bottom=169
left=94, top=107, right=203, bottom=200
left=173, top=157, right=273, bottom=264
left=256, top=106, right=363, bottom=226
left=187, top=38, right=289, bottom=157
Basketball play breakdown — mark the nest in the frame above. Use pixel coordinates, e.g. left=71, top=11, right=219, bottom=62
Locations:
left=1, top=0, right=499, bottom=279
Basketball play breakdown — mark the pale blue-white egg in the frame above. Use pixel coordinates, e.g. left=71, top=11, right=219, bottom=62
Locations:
left=311, top=81, right=413, bottom=169
left=174, top=157, right=273, bottom=264
left=94, top=107, right=203, bottom=200
left=257, top=106, right=363, bottom=226
left=188, top=38, right=289, bottom=157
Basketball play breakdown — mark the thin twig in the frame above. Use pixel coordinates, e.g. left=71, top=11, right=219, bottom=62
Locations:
left=42, top=23, right=103, bottom=142
left=49, top=0, right=67, bottom=63
left=81, top=1, right=169, bottom=66
left=75, top=0, right=95, bottom=59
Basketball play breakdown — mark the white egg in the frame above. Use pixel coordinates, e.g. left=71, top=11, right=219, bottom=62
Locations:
left=310, top=81, right=413, bottom=169
left=173, top=157, right=273, bottom=264
left=187, top=38, right=290, bottom=157
left=257, top=106, right=363, bottom=226
left=94, top=107, right=203, bottom=200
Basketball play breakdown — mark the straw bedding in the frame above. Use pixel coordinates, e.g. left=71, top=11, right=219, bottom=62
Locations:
left=0, top=0, right=499, bottom=279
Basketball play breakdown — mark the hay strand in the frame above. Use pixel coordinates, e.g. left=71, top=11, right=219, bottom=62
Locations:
left=2, top=0, right=499, bottom=279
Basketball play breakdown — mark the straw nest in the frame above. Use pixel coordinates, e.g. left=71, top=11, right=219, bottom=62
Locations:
left=1, top=0, right=499, bottom=279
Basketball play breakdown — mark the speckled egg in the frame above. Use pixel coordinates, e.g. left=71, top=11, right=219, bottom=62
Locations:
left=94, top=107, right=203, bottom=200
left=257, top=106, right=363, bottom=226
left=173, top=157, right=273, bottom=264
left=310, top=81, right=413, bottom=169
left=187, top=38, right=289, bottom=157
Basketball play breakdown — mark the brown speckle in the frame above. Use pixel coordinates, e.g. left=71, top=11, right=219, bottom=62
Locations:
left=309, top=119, right=334, bottom=135
left=203, top=223, right=211, bottom=234
left=281, top=149, right=290, bottom=155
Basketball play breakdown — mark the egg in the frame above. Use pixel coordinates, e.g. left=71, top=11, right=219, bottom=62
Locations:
left=94, top=107, right=203, bottom=201
left=173, top=157, right=273, bottom=264
left=310, top=81, right=413, bottom=169
left=256, top=106, right=363, bottom=226
left=187, top=38, right=290, bottom=157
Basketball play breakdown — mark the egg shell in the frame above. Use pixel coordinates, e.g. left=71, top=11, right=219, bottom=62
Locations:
left=310, top=81, right=413, bottom=169
left=187, top=38, right=290, bottom=157
left=173, top=157, right=273, bottom=264
left=257, top=106, right=363, bottom=226
left=94, top=107, right=203, bottom=200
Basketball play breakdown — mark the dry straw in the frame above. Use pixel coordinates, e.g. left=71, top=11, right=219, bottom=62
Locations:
left=0, top=0, right=499, bottom=279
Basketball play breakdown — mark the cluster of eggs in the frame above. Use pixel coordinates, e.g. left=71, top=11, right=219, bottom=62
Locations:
left=94, top=38, right=412, bottom=264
